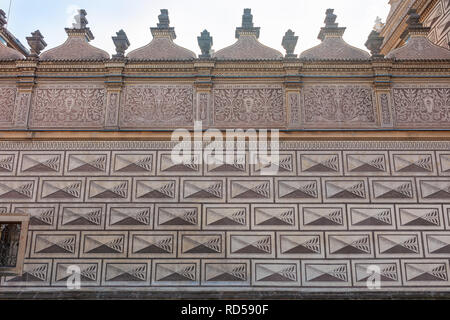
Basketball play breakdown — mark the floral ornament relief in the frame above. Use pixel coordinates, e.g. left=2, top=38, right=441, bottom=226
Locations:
left=213, top=87, right=285, bottom=127
left=0, top=87, right=17, bottom=125
left=303, top=85, right=375, bottom=125
left=380, top=93, right=392, bottom=126
left=393, top=88, right=450, bottom=125
left=106, top=92, right=119, bottom=127
left=30, top=86, right=106, bottom=128
left=289, top=92, right=301, bottom=126
left=198, top=93, right=209, bottom=121
left=120, top=85, right=194, bottom=127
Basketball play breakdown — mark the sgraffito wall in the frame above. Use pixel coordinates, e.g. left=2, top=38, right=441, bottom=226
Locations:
left=0, top=80, right=449, bottom=130
left=0, top=56, right=450, bottom=296
left=1, top=140, right=450, bottom=294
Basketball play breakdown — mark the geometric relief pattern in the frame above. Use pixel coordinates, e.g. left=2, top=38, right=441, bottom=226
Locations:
left=52, top=260, right=101, bottom=286
left=19, top=152, right=63, bottom=175
left=370, top=178, right=416, bottom=203
left=251, top=152, right=296, bottom=176
left=3, top=141, right=450, bottom=294
left=418, top=178, right=450, bottom=202
left=106, top=205, right=152, bottom=230
left=102, top=260, right=150, bottom=286
left=39, top=178, right=84, bottom=202
left=111, top=151, right=155, bottom=176
left=343, top=151, right=389, bottom=176
left=12, top=204, right=58, bottom=230
left=390, top=152, right=436, bottom=176
left=298, top=152, right=342, bottom=176
left=59, top=204, right=106, bottom=230
left=80, top=232, right=127, bottom=258
left=66, top=152, right=110, bottom=176
left=0, top=152, right=18, bottom=176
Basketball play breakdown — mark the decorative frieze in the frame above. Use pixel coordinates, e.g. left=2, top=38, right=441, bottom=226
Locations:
left=303, top=85, right=376, bottom=127
left=29, top=84, right=106, bottom=129
left=392, top=86, right=450, bottom=127
left=120, top=85, right=194, bottom=128
left=212, top=85, right=285, bottom=128
left=0, top=86, right=17, bottom=127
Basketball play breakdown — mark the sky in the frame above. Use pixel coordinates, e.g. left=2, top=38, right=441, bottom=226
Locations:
left=0, top=0, right=391, bottom=56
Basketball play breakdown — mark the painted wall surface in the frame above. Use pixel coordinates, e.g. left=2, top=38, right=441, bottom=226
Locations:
left=1, top=140, right=450, bottom=293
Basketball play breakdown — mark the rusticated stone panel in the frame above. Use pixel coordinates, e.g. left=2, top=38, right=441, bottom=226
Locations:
left=0, top=86, right=17, bottom=127
left=1, top=141, right=450, bottom=295
left=120, top=85, right=194, bottom=128
left=392, top=86, right=450, bottom=127
left=213, top=85, right=285, bottom=128
left=30, top=84, right=106, bottom=129
left=302, top=85, right=376, bottom=127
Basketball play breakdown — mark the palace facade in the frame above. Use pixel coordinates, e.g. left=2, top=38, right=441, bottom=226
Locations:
left=0, top=0, right=450, bottom=298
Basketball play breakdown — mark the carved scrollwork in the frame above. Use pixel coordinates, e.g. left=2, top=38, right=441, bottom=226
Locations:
left=213, top=85, right=285, bottom=127
left=393, top=87, right=450, bottom=126
left=0, top=87, right=17, bottom=126
left=30, top=85, right=106, bottom=128
left=120, top=85, right=194, bottom=128
left=303, top=85, right=375, bottom=125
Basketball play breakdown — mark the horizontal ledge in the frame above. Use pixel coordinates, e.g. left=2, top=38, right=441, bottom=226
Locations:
left=0, top=290, right=449, bottom=300
left=2, top=130, right=450, bottom=141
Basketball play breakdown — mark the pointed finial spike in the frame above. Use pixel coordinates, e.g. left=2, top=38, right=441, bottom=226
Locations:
left=157, top=9, right=170, bottom=28
left=26, top=30, right=47, bottom=57
left=235, top=8, right=260, bottom=39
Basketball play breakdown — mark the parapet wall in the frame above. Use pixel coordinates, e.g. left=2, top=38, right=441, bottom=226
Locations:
left=1, top=140, right=450, bottom=296
left=0, top=59, right=449, bottom=131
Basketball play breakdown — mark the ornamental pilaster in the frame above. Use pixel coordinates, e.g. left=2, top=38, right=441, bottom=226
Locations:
left=372, top=59, right=394, bottom=128
left=14, top=60, right=37, bottom=129
left=194, top=60, right=215, bottom=127
left=104, top=60, right=126, bottom=129
left=283, top=60, right=303, bottom=129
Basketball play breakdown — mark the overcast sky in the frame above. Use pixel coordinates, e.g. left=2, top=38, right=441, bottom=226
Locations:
left=1, top=0, right=391, bottom=56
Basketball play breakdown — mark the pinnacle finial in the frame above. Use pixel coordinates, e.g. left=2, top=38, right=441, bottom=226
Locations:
left=73, top=9, right=88, bottom=29
left=318, top=8, right=346, bottom=41
left=242, top=8, right=254, bottom=28
left=324, top=8, right=338, bottom=28
left=406, top=8, right=421, bottom=28
left=401, top=8, right=430, bottom=40
left=282, top=29, right=298, bottom=58
left=112, top=29, right=130, bottom=58
left=198, top=29, right=213, bottom=59
left=151, top=9, right=176, bottom=39
left=26, top=30, right=47, bottom=57
left=65, top=9, right=94, bottom=41
left=235, top=8, right=260, bottom=39
left=373, top=16, right=384, bottom=32
left=365, top=29, right=384, bottom=58
left=157, top=9, right=170, bottom=28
